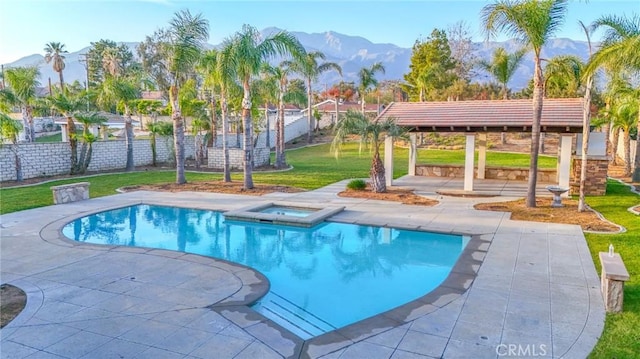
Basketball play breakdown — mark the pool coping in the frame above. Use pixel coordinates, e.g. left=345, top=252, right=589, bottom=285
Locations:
left=39, top=200, right=486, bottom=359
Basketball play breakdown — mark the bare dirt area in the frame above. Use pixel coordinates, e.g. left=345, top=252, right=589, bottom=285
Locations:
left=339, top=186, right=439, bottom=206
left=122, top=181, right=305, bottom=196
left=474, top=198, right=620, bottom=232
left=1, top=284, right=26, bottom=328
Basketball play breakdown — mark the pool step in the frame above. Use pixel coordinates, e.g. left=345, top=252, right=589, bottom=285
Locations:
left=252, top=292, right=336, bottom=339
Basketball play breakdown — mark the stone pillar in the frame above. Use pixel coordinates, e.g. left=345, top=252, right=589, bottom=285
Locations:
left=61, top=124, right=69, bottom=142
left=384, top=136, right=394, bottom=187
left=478, top=133, right=487, bottom=179
left=408, top=133, right=417, bottom=176
left=558, top=134, right=573, bottom=197
left=464, top=134, right=475, bottom=191
left=570, top=155, right=609, bottom=196
left=599, top=252, right=630, bottom=313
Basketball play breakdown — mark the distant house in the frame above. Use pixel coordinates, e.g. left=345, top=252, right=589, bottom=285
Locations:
left=258, top=104, right=303, bottom=117
left=141, top=91, right=166, bottom=105
left=54, top=112, right=140, bottom=141
left=301, top=99, right=384, bottom=126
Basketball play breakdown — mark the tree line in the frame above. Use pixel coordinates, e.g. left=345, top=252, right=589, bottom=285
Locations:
left=1, top=1, right=638, bottom=203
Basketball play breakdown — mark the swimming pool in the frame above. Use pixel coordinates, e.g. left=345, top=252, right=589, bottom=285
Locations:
left=63, top=204, right=469, bottom=339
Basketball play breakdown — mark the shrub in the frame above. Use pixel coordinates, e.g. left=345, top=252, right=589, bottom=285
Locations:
left=347, top=179, right=367, bottom=191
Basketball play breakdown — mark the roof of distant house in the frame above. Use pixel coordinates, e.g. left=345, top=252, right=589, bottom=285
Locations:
left=259, top=104, right=303, bottom=112
left=141, top=91, right=164, bottom=101
left=375, top=98, right=584, bottom=133
left=301, top=99, right=381, bottom=114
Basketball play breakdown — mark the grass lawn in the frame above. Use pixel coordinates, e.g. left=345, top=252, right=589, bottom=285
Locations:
left=584, top=179, right=640, bottom=358
left=1, top=144, right=551, bottom=214
left=35, top=132, right=64, bottom=142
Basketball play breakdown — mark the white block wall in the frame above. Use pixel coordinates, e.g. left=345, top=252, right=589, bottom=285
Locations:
left=614, top=134, right=637, bottom=165
left=1, top=136, right=196, bottom=181
left=207, top=147, right=270, bottom=170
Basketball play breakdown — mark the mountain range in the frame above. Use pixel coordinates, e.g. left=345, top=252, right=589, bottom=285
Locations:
left=3, top=27, right=593, bottom=91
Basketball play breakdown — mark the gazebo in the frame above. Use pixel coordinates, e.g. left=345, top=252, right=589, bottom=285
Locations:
left=375, top=98, right=586, bottom=194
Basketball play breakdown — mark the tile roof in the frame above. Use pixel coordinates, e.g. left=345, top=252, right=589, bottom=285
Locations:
left=376, top=98, right=585, bottom=133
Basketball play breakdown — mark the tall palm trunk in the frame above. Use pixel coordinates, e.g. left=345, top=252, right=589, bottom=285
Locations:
left=633, top=106, right=640, bottom=182
left=501, top=83, right=508, bottom=145
left=603, top=101, right=611, bottom=158
left=578, top=74, right=593, bottom=212
left=150, top=132, right=157, bottom=166
left=242, top=79, right=254, bottom=189
left=527, top=56, right=544, bottom=208
left=170, top=85, right=186, bottom=184
left=209, top=94, right=217, bottom=147
left=370, top=148, right=386, bottom=193
left=611, top=128, right=621, bottom=165
left=22, top=106, right=35, bottom=142
left=334, top=96, right=339, bottom=126
left=67, top=115, right=79, bottom=174
left=275, top=80, right=286, bottom=168
left=58, top=71, right=65, bottom=93
left=623, top=129, right=631, bottom=176
left=13, top=145, right=23, bottom=181
left=306, top=77, right=313, bottom=144
left=125, top=105, right=134, bottom=172
left=361, top=96, right=366, bottom=116
left=264, top=102, right=271, bottom=166
left=221, top=90, right=231, bottom=182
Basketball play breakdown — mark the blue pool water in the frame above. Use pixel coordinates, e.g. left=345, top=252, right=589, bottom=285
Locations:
left=259, top=206, right=315, bottom=217
left=63, top=204, right=468, bottom=339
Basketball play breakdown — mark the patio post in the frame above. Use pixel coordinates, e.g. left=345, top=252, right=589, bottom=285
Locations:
left=60, top=124, right=69, bottom=142
left=464, top=134, right=475, bottom=191
left=384, top=135, right=394, bottom=187
left=478, top=133, right=487, bottom=179
left=408, top=133, right=417, bottom=176
left=558, top=134, right=573, bottom=197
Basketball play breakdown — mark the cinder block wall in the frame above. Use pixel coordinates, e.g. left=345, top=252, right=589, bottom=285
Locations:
left=0, top=136, right=196, bottom=181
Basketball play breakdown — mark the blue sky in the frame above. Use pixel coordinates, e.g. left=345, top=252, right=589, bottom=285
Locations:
left=1, top=0, right=638, bottom=64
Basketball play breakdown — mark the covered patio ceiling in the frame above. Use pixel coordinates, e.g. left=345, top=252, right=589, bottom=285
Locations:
left=376, top=98, right=585, bottom=133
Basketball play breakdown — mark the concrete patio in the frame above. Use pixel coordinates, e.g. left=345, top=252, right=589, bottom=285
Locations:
left=0, top=176, right=604, bottom=358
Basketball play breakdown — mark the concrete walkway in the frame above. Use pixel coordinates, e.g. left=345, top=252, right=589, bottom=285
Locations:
left=1, top=176, right=604, bottom=358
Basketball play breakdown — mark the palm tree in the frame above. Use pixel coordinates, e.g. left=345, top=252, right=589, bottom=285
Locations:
left=44, top=42, right=68, bottom=92
left=260, top=62, right=305, bottom=169
left=612, top=95, right=639, bottom=176
left=543, top=55, right=583, bottom=98
left=478, top=47, right=526, bottom=100
left=166, top=10, right=209, bottom=184
left=216, top=43, right=239, bottom=182
left=219, top=25, right=305, bottom=189
left=1, top=67, right=40, bottom=143
left=75, top=112, right=107, bottom=173
left=357, top=62, right=385, bottom=116
left=48, top=92, right=82, bottom=173
left=198, top=50, right=220, bottom=149
left=585, top=14, right=640, bottom=181
left=98, top=77, right=140, bottom=171
left=148, top=121, right=174, bottom=166
left=0, top=112, right=24, bottom=181
left=577, top=20, right=594, bottom=213
left=478, top=47, right=526, bottom=144
left=332, top=110, right=405, bottom=193
left=482, top=0, right=569, bottom=208
left=291, top=51, right=341, bottom=144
